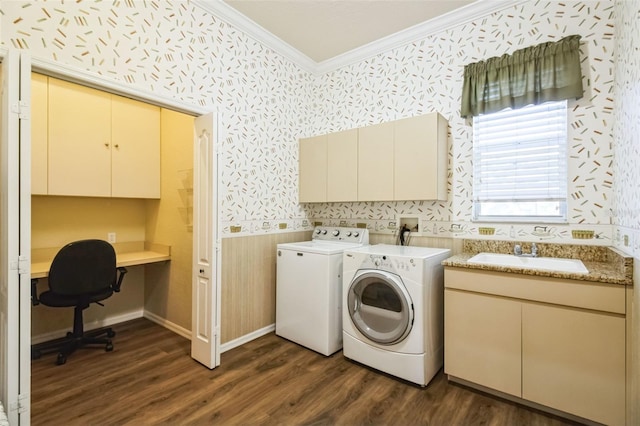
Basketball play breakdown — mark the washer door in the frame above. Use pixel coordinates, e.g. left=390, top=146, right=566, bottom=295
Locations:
left=347, top=270, right=414, bottom=345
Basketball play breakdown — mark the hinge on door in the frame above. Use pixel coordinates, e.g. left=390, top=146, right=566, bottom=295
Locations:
left=18, top=393, right=29, bottom=414
left=17, top=255, right=29, bottom=275
left=11, top=100, right=30, bottom=120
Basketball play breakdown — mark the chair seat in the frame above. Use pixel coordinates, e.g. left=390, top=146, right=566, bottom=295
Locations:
left=39, top=288, right=113, bottom=308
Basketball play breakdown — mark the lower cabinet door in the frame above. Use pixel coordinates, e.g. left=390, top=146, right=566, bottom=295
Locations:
left=444, top=289, right=522, bottom=397
left=522, top=303, right=625, bottom=426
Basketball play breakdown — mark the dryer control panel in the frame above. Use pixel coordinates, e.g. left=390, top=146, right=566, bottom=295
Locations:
left=312, top=226, right=369, bottom=244
left=364, top=254, right=416, bottom=273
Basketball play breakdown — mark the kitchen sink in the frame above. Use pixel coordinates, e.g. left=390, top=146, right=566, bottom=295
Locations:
left=467, top=252, right=588, bottom=274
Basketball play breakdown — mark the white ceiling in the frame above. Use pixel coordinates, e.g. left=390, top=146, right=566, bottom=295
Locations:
left=222, top=0, right=475, bottom=63
left=196, top=0, right=524, bottom=73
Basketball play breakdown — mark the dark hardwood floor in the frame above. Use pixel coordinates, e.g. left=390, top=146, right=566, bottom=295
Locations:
left=31, top=318, right=580, bottom=425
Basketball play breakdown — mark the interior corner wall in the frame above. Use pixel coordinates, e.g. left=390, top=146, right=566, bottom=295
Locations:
left=144, top=109, right=195, bottom=332
left=613, top=0, right=640, bottom=424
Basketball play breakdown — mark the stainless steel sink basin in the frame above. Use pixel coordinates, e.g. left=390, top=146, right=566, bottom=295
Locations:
left=467, top=252, right=588, bottom=274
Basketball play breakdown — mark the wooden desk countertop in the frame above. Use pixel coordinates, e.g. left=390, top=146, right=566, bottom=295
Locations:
left=31, top=241, right=171, bottom=279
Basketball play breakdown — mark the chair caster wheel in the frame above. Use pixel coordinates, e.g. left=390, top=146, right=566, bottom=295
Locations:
left=56, top=353, right=67, bottom=365
left=31, top=349, right=41, bottom=360
left=105, top=342, right=114, bottom=352
left=107, top=330, right=116, bottom=338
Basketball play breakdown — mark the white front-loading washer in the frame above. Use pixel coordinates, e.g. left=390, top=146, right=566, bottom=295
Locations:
left=276, top=226, right=369, bottom=356
left=342, top=244, right=451, bottom=386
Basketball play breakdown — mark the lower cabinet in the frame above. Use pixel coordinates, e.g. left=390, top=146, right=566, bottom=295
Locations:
left=444, top=268, right=626, bottom=426
left=522, top=303, right=625, bottom=426
left=444, top=290, right=521, bottom=397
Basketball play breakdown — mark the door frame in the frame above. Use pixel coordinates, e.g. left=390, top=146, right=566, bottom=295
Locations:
left=0, top=48, right=222, bottom=417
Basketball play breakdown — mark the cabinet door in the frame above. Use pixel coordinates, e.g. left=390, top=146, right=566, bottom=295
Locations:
left=522, top=304, right=625, bottom=426
left=299, top=135, right=327, bottom=202
left=111, top=95, right=161, bottom=198
left=31, top=73, right=48, bottom=195
left=358, top=121, right=394, bottom=201
left=445, top=289, right=522, bottom=397
left=48, top=78, right=112, bottom=197
left=327, top=129, right=357, bottom=202
left=394, top=113, right=447, bottom=201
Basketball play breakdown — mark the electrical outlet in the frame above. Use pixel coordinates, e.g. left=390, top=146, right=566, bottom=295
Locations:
left=107, top=232, right=116, bottom=243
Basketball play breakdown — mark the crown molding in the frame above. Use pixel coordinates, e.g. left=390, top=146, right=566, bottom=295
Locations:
left=193, top=0, right=318, bottom=74
left=315, top=0, right=528, bottom=74
left=194, top=0, right=526, bottom=76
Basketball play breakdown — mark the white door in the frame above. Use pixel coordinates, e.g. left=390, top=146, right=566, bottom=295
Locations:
left=0, top=49, right=31, bottom=424
left=191, top=112, right=220, bottom=368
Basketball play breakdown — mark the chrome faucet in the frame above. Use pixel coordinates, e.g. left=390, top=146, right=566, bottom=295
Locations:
left=514, top=243, right=537, bottom=257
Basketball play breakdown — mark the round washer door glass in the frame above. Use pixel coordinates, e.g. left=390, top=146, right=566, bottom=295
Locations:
left=347, top=270, right=413, bottom=345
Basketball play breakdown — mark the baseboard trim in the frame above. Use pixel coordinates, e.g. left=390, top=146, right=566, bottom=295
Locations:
left=220, top=323, right=275, bottom=353
left=31, top=309, right=144, bottom=344
left=143, top=310, right=192, bottom=340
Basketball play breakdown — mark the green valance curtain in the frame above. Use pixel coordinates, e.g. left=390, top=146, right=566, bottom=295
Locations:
left=460, top=35, right=583, bottom=118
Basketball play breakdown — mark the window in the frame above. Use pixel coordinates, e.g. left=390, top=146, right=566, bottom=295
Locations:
left=472, top=100, right=568, bottom=223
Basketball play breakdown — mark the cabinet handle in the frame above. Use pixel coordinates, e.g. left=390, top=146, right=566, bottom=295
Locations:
left=104, top=143, right=109, bottom=148
left=114, top=144, right=119, bottom=149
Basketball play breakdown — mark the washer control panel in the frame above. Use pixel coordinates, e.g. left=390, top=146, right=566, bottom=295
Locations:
left=312, top=226, right=369, bottom=244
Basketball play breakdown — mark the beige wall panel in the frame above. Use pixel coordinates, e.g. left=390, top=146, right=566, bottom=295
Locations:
left=221, top=231, right=311, bottom=343
left=32, top=266, right=145, bottom=339
left=31, top=73, right=48, bottom=195
left=144, top=109, right=195, bottom=331
left=370, top=234, right=461, bottom=254
left=31, top=195, right=147, bottom=249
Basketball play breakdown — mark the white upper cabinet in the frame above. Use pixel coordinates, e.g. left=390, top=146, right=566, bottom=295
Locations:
left=299, top=112, right=448, bottom=203
left=394, top=112, right=448, bottom=201
left=299, top=134, right=328, bottom=203
left=48, top=77, right=112, bottom=197
left=327, top=129, right=358, bottom=202
left=357, top=121, right=395, bottom=202
left=43, top=77, right=161, bottom=199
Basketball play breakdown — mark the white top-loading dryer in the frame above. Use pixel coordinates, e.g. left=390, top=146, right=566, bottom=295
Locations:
left=276, top=226, right=369, bottom=356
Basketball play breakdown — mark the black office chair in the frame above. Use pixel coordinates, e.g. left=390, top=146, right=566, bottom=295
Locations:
left=31, top=239, right=127, bottom=365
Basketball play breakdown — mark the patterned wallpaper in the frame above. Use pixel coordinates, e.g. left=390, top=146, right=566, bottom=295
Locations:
left=306, top=0, right=617, bottom=244
left=0, top=0, right=313, bottom=236
left=0, top=0, right=620, bottom=243
left=613, top=0, right=640, bottom=256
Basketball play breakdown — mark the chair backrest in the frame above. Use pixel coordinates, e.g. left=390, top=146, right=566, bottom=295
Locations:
left=48, top=239, right=117, bottom=296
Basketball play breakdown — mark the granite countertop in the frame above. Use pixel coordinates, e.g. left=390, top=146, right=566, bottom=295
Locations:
left=441, top=240, right=633, bottom=286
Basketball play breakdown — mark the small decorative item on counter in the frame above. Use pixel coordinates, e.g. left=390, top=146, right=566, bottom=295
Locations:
left=478, top=227, right=495, bottom=235
left=571, top=230, right=595, bottom=239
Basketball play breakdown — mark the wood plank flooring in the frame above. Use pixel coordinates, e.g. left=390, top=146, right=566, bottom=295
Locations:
left=31, top=319, right=580, bottom=425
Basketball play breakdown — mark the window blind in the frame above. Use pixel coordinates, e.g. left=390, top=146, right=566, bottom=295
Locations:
left=472, top=100, right=568, bottom=222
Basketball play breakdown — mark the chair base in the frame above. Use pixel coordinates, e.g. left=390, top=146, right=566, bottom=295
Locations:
left=32, top=326, right=116, bottom=365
